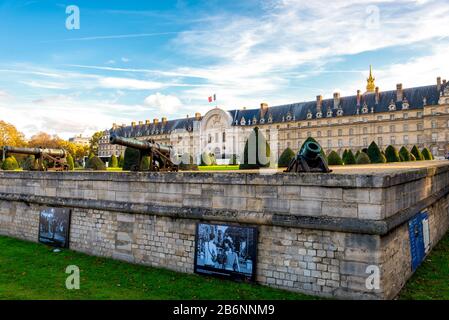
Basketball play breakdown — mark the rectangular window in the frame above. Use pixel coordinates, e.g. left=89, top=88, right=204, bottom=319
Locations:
left=390, top=125, right=395, bottom=133
left=378, top=137, right=383, bottom=146
left=432, top=133, right=437, bottom=142
left=378, top=126, right=383, bottom=133
left=403, top=124, right=409, bottom=132
left=431, top=120, right=437, bottom=129
left=338, top=129, right=343, bottom=136
left=390, top=136, right=396, bottom=145
left=377, top=116, right=382, bottom=121
left=417, top=123, right=423, bottom=131
left=417, top=112, right=423, bottom=118
left=363, top=138, right=368, bottom=147
left=403, top=113, right=408, bottom=119
left=363, top=127, right=368, bottom=134
left=403, top=135, right=409, bottom=144
left=390, top=114, right=395, bottom=120
left=338, top=139, right=343, bottom=148
left=327, top=140, right=332, bottom=149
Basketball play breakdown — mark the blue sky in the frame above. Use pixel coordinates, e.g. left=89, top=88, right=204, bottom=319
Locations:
left=0, top=0, right=448, bottom=138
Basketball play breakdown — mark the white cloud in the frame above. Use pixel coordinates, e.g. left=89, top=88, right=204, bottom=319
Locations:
left=121, top=57, right=130, bottom=63
left=98, top=77, right=165, bottom=90
left=144, top=93, right=182, bottom=115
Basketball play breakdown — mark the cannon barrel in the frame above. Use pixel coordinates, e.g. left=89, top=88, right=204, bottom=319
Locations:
left=300, top=141, right=322, bottom=160
left=109, top=133, right=172, bottom=154
left=2, top=146, right=66, bottom=160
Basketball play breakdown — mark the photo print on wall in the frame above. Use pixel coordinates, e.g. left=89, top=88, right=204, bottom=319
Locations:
left=38, top=207, right=71, bottom=248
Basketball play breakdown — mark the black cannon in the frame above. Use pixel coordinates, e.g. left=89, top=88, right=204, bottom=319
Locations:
left=2, top=146, right=69, bottom=171
left=109, top=133, right=178, bottom=172
left=285, top=141, right=331, bottom=173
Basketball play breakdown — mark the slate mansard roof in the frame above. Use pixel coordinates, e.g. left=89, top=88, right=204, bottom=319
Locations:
left=111, top=82, right=447, bottom=137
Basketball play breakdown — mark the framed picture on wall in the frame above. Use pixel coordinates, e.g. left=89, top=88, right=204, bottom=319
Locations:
left=194, top=222, right=258, bottom=282
left=38, top=207, right=71, bottom=248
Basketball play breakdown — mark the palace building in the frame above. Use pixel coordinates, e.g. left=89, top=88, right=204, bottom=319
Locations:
left=99, top=69, right=449, bottom=162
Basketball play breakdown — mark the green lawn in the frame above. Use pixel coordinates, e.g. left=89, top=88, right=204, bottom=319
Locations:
left=398, top=231, right=449, bottom=300
left=0, top=236, right=315, bottom=300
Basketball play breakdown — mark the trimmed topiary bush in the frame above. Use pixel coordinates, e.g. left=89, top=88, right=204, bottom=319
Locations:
left=411, top=145, right=424, bottom=161
left=367, top=141, right=386, bottom=163
left=385, top=145, right=400, bottom=163
left=278, top=147, right=295, bottom=167
left=327, top=151, right=343, bottom=165
left=110, top=155, right=118, bottom=168
left=410, top=153, right=416, bottom=161
left=239, top=127, right=271, bottom=170
left=66, top=153, right=75, bottom=170
left=356, top=152, right=371, bottom=164
left=355, top=150, right=361, bottom=159
left=2, top=156, right=19, bottom=170
left=87, top=156, right=106, bottom=170
left=140, top=156, right=150, bottom=171
left=421, top=147, right=433, bottom=160
left=399, top=146, right=411, bottom=162
left=343, top=150, right=356, bottom=165
left=123, top=147, right=140, bottom=170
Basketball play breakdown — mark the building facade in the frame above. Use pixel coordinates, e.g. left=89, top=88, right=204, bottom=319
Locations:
left=68, top=134, right=90, bottom=147
left=99, top=73, right=449, bottom=161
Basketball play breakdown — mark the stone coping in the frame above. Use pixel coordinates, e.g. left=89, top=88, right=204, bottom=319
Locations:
left=0, top=161, right=448, bottom=188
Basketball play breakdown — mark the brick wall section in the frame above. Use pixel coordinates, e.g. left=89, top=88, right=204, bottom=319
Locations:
left=0, top=163, right=448, bottom=299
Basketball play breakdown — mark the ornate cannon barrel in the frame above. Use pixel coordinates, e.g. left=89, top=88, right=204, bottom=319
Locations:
left=109, top=133, right=172, bottom=154
left=2, top=146, right=66, bottom=159
left=300, top=141, right=322, bottom=160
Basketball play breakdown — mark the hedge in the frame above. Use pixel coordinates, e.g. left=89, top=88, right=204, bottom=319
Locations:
left=87, top=156, right=106, bottom=170
left=411, top=145, right=424, bottom=161
left=327, top=151, right=343, bottom=165
left=1, top=156, right=19, bottom=170
left=367, top=141, right=386, bottom=163
left=343, top=150, right=356, bottom=165
left=356, top=152, right=371, bottom=164
left=118, top=154, right=124, bottom=168
left=278, top=147, right=295, bottom=167
left=385, top=145, right=400, bottom=163
left=239, top=127, right=271, bottom=170
left=399, top=146, right=411, bottom=162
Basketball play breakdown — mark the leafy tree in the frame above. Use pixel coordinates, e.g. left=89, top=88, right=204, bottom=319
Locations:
left=278, top=147, right=295, bottom=167
left=66, top=153, right=75, bottom=170
left=343, top=149, right=356, bottom=165
left=86, top=156, right=106, bottom=170
left=411, top=145, right=424, bottom=161
left=327, top=151, right=343, bottom=165
left=356, top=152, right=371, bottom=164
left=421, top=147, right=433, bottom=160
left=123, top=147, right=140, bottom=170
left=399, top=146, right=411, bottom=162
left=240, top=127, right=271, bottom=170
left=89, top=131, right=104, bottom=156
left=110, top=155, right=118, bottom=168
left=118, top=154, right=124, bottom=168
left=0, top=120, right=26, bottom=147
left=385, top=145, right=400, bottom=163
left=1, top=156, right=19, bottom=170
left=367, top=141, right=386, bottom=163
left=28, top=132, right=59, bottom=148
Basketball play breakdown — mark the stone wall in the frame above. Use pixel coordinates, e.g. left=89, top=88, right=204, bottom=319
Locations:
left=0, top=163, right=448, bottom=299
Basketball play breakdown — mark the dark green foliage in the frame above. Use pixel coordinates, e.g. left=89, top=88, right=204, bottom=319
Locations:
left=421, top=147, right=433, bottom=160
left=355, top=150, right=361, bottom=159
left=278, top=148, right=295, bottom=167
left=110, top=155, right=118, bottom=168
left=356, top=152, right=371, bottom=164
left=1, top=156, right=19, bottom=170
left=66, top=153, right=74, bottom=170
left=399, top=146, right=411, bottom=162
left=361, top=148, right=368, bottom=154
left=87, top=156, right=106, bottom=171
left=410, top=153, right=416, bottom=161
left=327, top=151, right=343, bottom=165
left=343, top=150, right=356, bottom=165
left=22, top=155, right=37, bottom=170
left=367, top=141, right=386, bottom=163
left=385, top=145, right=400, bottom=163
left=411, top=145, right=424, bottom=161
left=123, top=147, right=140, bottom=170
left=239, top=128, right=271, bottom=170
left=118, top=154, right=124, bottom=168
left=179, top=153, right=199, bottom=171
left=342, top=149, right=348, bottom=161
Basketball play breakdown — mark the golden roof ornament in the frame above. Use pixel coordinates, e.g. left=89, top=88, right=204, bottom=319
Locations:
left=366, top=65, right=376, bottom=93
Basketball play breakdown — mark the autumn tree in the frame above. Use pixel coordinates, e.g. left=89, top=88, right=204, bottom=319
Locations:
left=0, top=120, right=26, bottom=147
left=89, top=131, right=104, bottom=156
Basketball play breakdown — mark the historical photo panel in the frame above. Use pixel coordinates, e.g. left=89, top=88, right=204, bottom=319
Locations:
left=38, top=207, right=71, bottom=248
left=194, top=222, right=258, bottom=282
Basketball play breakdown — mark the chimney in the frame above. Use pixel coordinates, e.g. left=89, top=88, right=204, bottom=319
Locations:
left=437, top=77, right=442, bottom=91
left=145, top=119, right=150, bottom=125
left=162, top=117, right=168, bottom=124
left=356, top=90, right=361, bottom=107
left=131, top=121, right=136, bottom=127
left=443, top=79, right=447, bottom=86
left=195, top=112, right=201, bottom=120
left=396, top=84, right=403, bottom=102
left=138, top=121, right=143, bottom=126
left=333, top=92, right=340, bottom=109
left=316, top=95, right=323, bottom=111
left=375, top=87, right=380, bottom=104
left=153, top=118, right=159, bottom=125
left=112, top=123, right=117, bottom=129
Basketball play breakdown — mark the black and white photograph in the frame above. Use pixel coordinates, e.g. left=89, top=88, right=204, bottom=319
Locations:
left=194, top=223, right=258, bottom=282
left=38, top=207, right=71, bottom=248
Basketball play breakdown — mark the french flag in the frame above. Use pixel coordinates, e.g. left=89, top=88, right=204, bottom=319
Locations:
left=208, top=94, right=216, bottom=103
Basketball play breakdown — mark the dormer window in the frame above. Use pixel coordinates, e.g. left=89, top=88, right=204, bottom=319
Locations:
left=362, top=103, right=369, bottom=114
left=268, top=114, right=273, bottom=123
left=286, top=112, right=292, bottom=121
left=259, top=118, right=265, bottom=124
left=388, top=99, right=396, bottom=111
left=337, top=108, right=343, bottom=116
left=252, top=116, right=257, bottom=125
left=423, top=97, right=427, bottom=106
left=326, top=109, right=333, bottom=118
left=316, top=111, right=322, bottom=118
left=306, top=111, right=313, bottom=119
left=240, top=117, right=246, bottom=126
left=402, top=97, right=409, bottom=110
